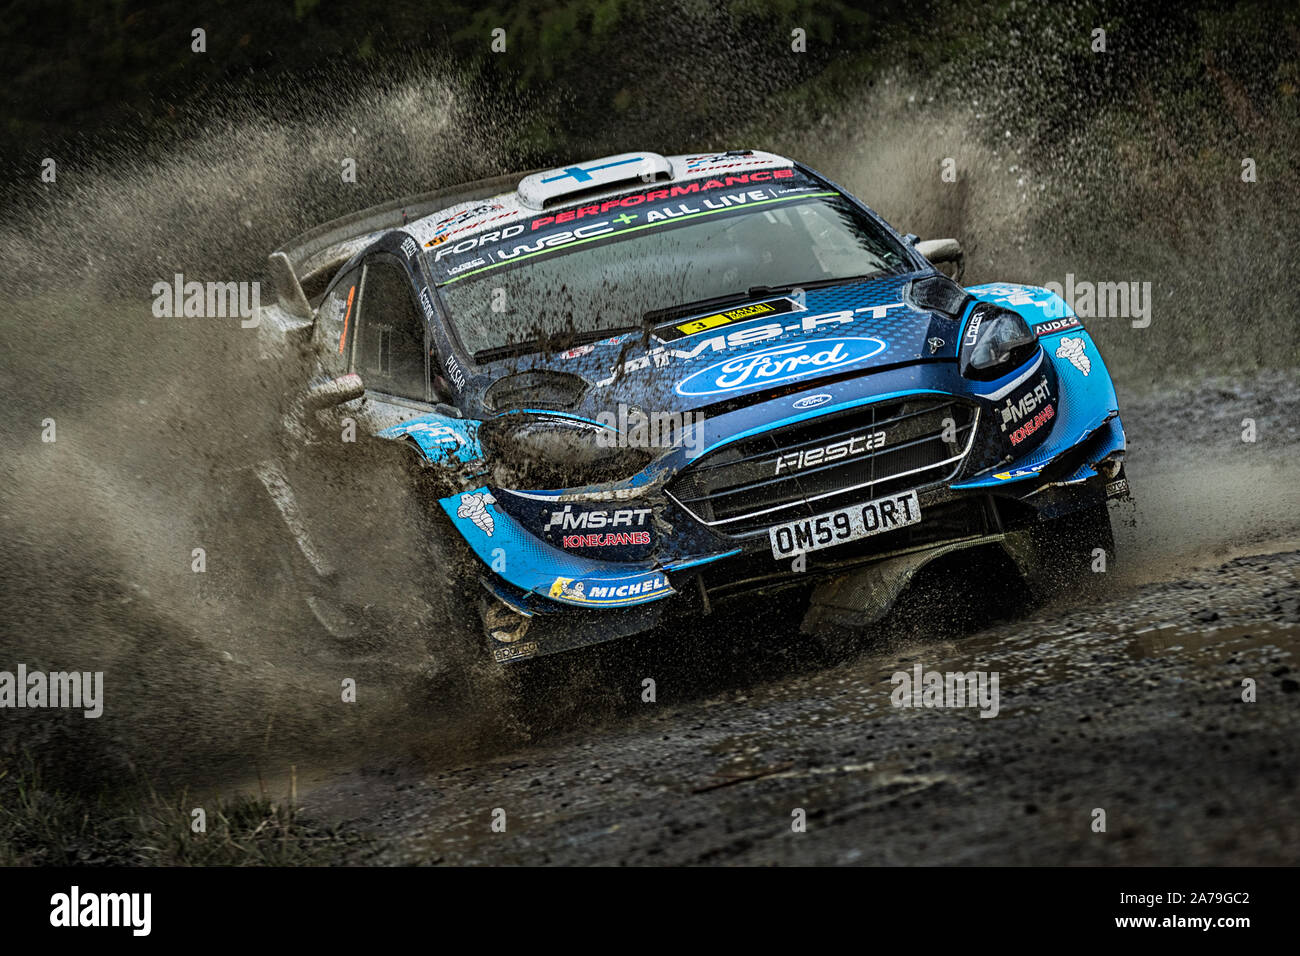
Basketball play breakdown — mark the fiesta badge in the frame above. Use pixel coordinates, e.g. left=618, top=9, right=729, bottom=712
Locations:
left=674, top=337, right=888, bottom=397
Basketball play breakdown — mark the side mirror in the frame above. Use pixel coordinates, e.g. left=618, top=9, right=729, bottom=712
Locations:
left=913, top=238, right=964, bottom=281
left=304, top=373, right=365, bottom=410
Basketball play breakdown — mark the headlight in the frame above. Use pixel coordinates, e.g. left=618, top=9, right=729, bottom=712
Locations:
left=479, top=414, right=653, bottom=489
left=959, top=304, right=1039, bottom=381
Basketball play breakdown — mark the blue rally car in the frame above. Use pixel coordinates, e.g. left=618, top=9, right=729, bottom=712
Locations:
left=254, top=149, right=1129, bottom=664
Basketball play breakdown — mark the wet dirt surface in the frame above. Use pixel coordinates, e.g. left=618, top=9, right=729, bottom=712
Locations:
left=305, top=554, right=1300, bottom=865
left=296, top=374, right=1300, bottom=865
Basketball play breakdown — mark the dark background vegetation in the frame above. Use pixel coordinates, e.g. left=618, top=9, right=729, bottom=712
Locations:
left=2, top=0, right=884, bottom=173
left=3, top=0, right=1296, bottom=178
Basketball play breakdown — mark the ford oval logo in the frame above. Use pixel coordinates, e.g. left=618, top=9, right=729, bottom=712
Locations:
left=674, top=338, right=888, bottom=397
left=792, top=393, right=833, bottom=409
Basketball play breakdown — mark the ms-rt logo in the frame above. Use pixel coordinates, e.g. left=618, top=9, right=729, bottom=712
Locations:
left=50, top=886, right=151, bottom=936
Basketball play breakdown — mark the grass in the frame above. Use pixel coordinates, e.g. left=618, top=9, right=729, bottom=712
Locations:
left=0, top=751, right=364, bottom=866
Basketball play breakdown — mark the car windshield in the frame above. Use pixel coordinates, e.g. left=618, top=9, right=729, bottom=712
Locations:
left=436, top=192, right=910, bottom=359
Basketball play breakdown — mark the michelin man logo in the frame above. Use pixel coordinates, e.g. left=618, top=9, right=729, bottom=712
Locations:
left=457, top=492, right=496, bottom=535
left=549, top=577, right=586, bottom=601
left=1056, top=336, right=1091, bottom=375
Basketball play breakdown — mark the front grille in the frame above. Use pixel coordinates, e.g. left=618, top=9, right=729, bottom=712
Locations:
left=668, top=396, right=978, bottom=536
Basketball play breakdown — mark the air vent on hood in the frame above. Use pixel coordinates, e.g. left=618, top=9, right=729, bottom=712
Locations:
left=484, top=370, right=590, bottom=412
left=907, top=274, right=972, bottom=320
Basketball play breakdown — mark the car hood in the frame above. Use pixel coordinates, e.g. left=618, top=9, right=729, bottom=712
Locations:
left=476, top=272, right=959, bottom=417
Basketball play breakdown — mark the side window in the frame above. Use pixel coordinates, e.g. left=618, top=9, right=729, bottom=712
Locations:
left=316, top=267, right=363, bottom=375
left=353, top=259, right=429, bottom=402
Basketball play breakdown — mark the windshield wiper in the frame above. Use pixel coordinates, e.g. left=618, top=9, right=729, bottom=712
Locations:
left=745, top=272, right=885, bottom=297
left=473, top=324, right=643, bottom=363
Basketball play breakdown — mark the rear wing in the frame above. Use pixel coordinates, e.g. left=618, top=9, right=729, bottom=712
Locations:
left=267, top=169, right=535, bottom=319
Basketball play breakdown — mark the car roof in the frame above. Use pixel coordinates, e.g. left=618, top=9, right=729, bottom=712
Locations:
left=404, top=149, right=796, bottom=251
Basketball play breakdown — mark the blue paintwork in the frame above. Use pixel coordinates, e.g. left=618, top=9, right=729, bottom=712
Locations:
left=381, top=416, right=484, bottom=464
left=437, top=485, right=674, bottom=607
left=954, top=284, right=1121, bottom=487
left=541, top=157, right=645, bottom=185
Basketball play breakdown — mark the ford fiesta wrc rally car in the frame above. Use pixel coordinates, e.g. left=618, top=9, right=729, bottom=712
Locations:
left=251, top=148, right=1129, bottom=664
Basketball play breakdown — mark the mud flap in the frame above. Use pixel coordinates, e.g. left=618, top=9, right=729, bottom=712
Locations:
left=801, top=536, right=1010, bottom=634
left=251, top=459, right=364, bottom=638
left=1000, top=528, right=1048, bottom=592
left=252, top=460, right=335, bottom=579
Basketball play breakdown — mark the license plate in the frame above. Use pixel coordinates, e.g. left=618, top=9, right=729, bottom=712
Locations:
left=768, top=490, right=922, bottom=558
